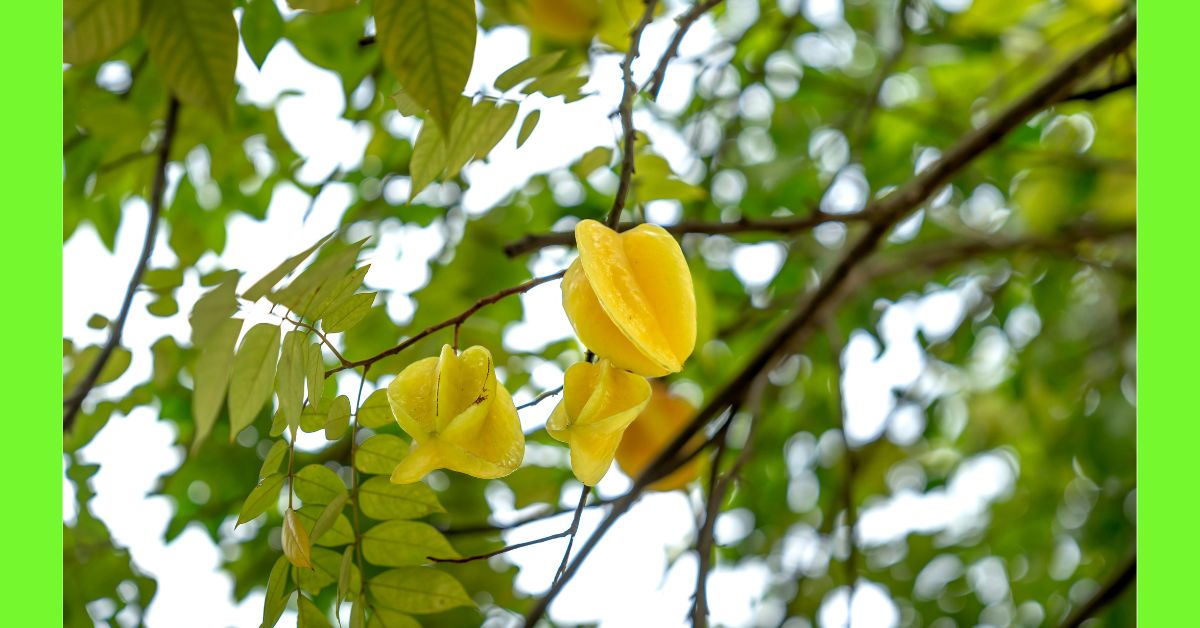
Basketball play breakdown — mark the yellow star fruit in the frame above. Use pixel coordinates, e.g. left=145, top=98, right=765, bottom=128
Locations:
left=386, top=345, right=525, bottom=484
left=561, top=219, right=696, bottom=377
left=547, top=359, right=652, bottom=486
left=615, top=381, right=705, bottom=492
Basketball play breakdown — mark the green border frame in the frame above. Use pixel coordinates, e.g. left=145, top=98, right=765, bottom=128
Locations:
left=4, top=0, right=62, bottom=621
left=1139, top=3, right=1192, bottom=624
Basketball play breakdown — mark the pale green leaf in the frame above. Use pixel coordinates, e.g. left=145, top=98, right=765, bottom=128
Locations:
left=522, top=67, right=587, bottom=100
left=362, top=520, right=459, bottom=566
left=63, top=345, right=132, bottom=393
left=323, top=293, right=375, bottom=334
left=338, top=546, right=354, bottom=606
left=189, top=275, right=239, bottom=344
left=237, top=473, right=284, bottom=526
left=444, top=100, right=518, bottom=178
left=374, top=0, right=477, bottom=132
left=64, top=0, right=141, bottom=66
left=144, top=0, right=238, bottom=124
left=259, top=439, right=289, bottom=479
left=241, top=0, right=283, bottom=69
left=517, top=110, right=540, bottom=148
left=271, top=239, right=368, bottom=316
left=295, top=504, right=355, bottom=547
left=297, top=594, right=331, bottom=628
left=228, top=323, right=281, bottom=438
left=276, top=330, right=308, bottom=430
left=310, top=492, right=350, bottom=542
left=572, top=146, right=613, bottom=178
left=310, top=265, right=369, bottom=323
left=243, top=231, right=335, bottom=301
left=351, top=598, right=368, bottom=628
left=356, top=434, right=409, bottom=475
left=391, top=90, right=424, bottom=117
left=298, top=547, right=361, bottom=597
left=305, top=341, right=325, bottom=405
left=366, top=608, right=420, bottom=628
left=356, top=389, right=395, bottom=429
left=301, top=395, right=333, bottom=433
left=325, top=395, right=352, bottom=441
left=368, top=567, right=474, bottom=615
left=408, top=120, right=447, bottom=201
left=494, top=50, right=565, bottom=91
left=293, top=463, right=347, bottom=505
left=262, top=555, right=292, bottom=628
left=359, top=477, right=444, bottom=520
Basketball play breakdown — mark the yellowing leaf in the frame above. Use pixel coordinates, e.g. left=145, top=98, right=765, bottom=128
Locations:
left=192, top=317, right=241, bottom=451
left=276, top=331, right=308, bottom=430
left=325, top=395, right=351, bottom=441
left=368, top=567, right=474, bottom=615
left=228, top=323, right=281, bottom=439
left=357, top=389, right=395, bottom=429
left=237, top=473, right=284, bottom=525
left=294, top=504, right=355, bottom=547
left=283, top=507, right=315, bottom=569
left=359, top=476, right=444, bottom=520
left=374, top=0, right=477, bottom=132
left=293, top=463, right=348, bottom=505
left=64, top=0, right=141, bottom=66
left=356, top=434, right=410, bottom=474
left=144, top=0, right=238, bottom=124
left=362, top=520, right=459, bottom=566
left=517, top=110, right=540, bottom=148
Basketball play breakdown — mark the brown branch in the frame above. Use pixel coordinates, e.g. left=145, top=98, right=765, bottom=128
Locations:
left=552, top=486, right=592, bottom=585
left=1059, top=553, right=1135, bottom=628
left=644, top=0, right=725, bottom=101
left=64, top=98, right=181, bottom=430
left=284, top=316, right=352, bottom=367
left=1059, top=71, right=1135, bottom=103
left=325, top=270, right=566, bottom=376
left=523, top=18, right=1136, bottom=624
left=505, top=212, right=870, bottom=257
left=607, top=0, right=660, bottom=229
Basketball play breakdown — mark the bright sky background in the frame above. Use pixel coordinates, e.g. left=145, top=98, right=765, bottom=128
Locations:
left=63, top=0, right=1024, bottom=626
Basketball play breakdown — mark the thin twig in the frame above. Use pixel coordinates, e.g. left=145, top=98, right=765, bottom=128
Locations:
left=517, top=386, right=563, bottom=410
left=439, top=496, right=613, bottom=536
left=691, top=408, right=734, bottom=627
left=1059, top=554, right=1136, bottom=628
left=523, top=19, right=1136, bottom=624
left=429, top=486, right=592, bottom=565
left=347, top=365, right=370, bottom=617
left=1059, top=71, right=1135, bottom=103
left=644, top=0, right=724, bottom=101
left=325, top=270, right=566, bottom=376
left=64, top=98, right=180, bottom=430
left=553, top=486, right=592, bottom=586
left=607, top=0, right=660, bottom=229
left=284, top=316, right=352, bottom=367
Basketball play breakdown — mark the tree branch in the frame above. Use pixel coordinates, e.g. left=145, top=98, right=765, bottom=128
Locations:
left=325, top=270, right=565, bottom=376
left=1059, top=553, right=1135, bottom=628
left=1059, top=71, right=1135, bottom=103
left=607, top=0, right=660, bottom=229
left=429, top=486, right=592, bottom=565
left=64, top=98, right=180, bottom=431
left=522, top=18, right=1136, bottom=624
left=644, top=0, right=724, bottom=101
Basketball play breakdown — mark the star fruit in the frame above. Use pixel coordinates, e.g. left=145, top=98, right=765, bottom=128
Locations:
left=386, top=345, right=525, bottom=484
left=615, top=381, right=705, bottom=491
left=561, top=219, right=696, bottom=378
left=547, top=359, right=652, bottom=486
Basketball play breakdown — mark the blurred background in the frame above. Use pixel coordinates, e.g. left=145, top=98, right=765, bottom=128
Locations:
left=63, top=0, right=1135, bottom=626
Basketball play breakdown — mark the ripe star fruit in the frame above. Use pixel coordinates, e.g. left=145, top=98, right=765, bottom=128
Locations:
left=386, top=345, right=525, bottom=484
left=547, top=359, right=652, bottom=486
left=615, top=381, right=705, bottom=491
left=561, top=219, right=696, bottom=377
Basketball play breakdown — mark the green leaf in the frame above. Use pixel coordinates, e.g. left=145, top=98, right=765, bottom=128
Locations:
left=325, top=395, right=352, bottom=441
left=295, top=504, right=355, bottom=547
left=143, top=0, right=238, bottom=124
left=143, top=267, right=184, bottom=290
left=289, top=0, right=357, bottom=13
left=86, top=314, right=109, bottom=330
left=517, top=110, right=540, bottom=148
left=323, top=293, right=375, bottom=334
left=243, top=231, right=335, bottom=302
left=297, top=594, right=332, bottom=628
left=147, top=295, right=179, bottom=317
left=189, top=275, right=239, bottom=344
left=228, top=323, right=281, bottom=438
left=494, top=51, right=565, bottom=91
left=301, top=396, right=333, bottom=433
left=357, top=389, right=395, bottom=429
left=310, top=492, right=350, bottom=543
left=236, top=473, right=284, bottom=525
left=272, top=239, right=368, bottom=316
left=362, top=520, right=459, bottom=566
left=444, top=101, right=519, bottom=178
left=262, top=555, right=292, bottom=628
left=522, top=67, right=587, bottom=101
left=351, top=598, right=369, bottom=628
left=241, top=0, right=284, bottom=69
left=298, top=547, right=361, bottom=597
left=368, top=567, right=474, bottom=615
left=305, top=341, right=325, bottom=405
left=359, top=477, right=444, bottom=520
left=572, top=146, right=613, bottom=178
left=310, top=265, right=369, bottom=323
left=408, top=119, right=447, bottom=201
left=276, top=330, right=308, bottom=430
left=293, top=463, right=348, bottom=505
left=338, top=546, right=355, bottom=606
left=63, top=345, right=132, bottom=394
left=366, top=608, right=420, bottom=628
left=374, top=0, right=477, bottom=132
left=391, top=90, right=425, bottom=117
left=64, top=0, right=141, bottom=66
left=192, top=317, right=243, bottom=452
left=259, top=439, right=289, bottom=479
left=356, top=434, right=409, bottom=474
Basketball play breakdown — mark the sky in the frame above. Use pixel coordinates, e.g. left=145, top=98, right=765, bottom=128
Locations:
left=62, top=0, right=1023, bottom=626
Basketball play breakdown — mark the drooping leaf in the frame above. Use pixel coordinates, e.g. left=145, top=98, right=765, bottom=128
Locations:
left=241, top=0, right=284, bottom=69
left=259, top=439, right=289, bottom=479
left=494, top=50, right=565, bottom=91
left=374, top=0, right=477, bottom=132
left=408, top=119, right=447, bottom=201
left=358, top=477, right=444, bottom=520
left=305, top=341, right=325, bottom=405
left=283, top=507, right=314, bottom=568
left=243, top=231, right=335, bottom=302
left=356, top=389, right=395, bottom=429
left=276, top=330, right=308, bottom=430
left=298, top=547, right=361, bottom=596
left=143, top=0, right=239, bottom=124
left=310, top=265, right=370, bottom=323
left=356, top=434, right=410, bottom=474
left=310, top=492, right=350, bottom=542
left=294, top=504, right=355, bottom=547
left=444, top=101, right=519, bottom=178
left=293, top=464, right=348, bottom=505
left=362, top=520, right=459, bottom=566
left=262, top=555, right=292, bottom=628
left=517, top=110, right=540, bottom=148
left=189, top=275, right=239, bottom=345
left=64, top=0, right=141, bottom=66
left=228, top=323, right=281, bottom=438
left=338, top=546, right=355, bottom=606
left=271, top=239, right=368, bottom=317
left=297, top=593, right=331, bottom=628
left=351, top=600, right=368, bottom=628
left=368, top=567, right=474, bottom=614
left=323, top=292, right=375, bottom=334
left=236, top=473, right=285, bottom=526
left=325, top=395, right=352, bottom=441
